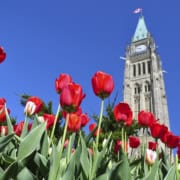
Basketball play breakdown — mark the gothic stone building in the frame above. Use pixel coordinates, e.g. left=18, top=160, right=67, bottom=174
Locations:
left=123, top=16, right=170, bottom=129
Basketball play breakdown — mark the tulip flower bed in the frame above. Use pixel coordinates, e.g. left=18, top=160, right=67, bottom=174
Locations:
left=0, top=48, right=180, bottom=179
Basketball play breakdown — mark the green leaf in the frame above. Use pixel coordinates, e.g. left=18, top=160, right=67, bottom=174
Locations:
left=164, top=165, right=176, bottom=180
left=34, top=152, right=49, bottom=178
left=0, top=167, right=4, bottom=174
left=73, top=145, right=82, bottom=178
left=17, top=167, right=37, bottom=180
left=2, top=153, right=16, bottom=164
left=48, top=144, right=61, bottom=180
left=143, top=160, right=160, bottom=180
left=80, top=135, right=90, bottom=178
left=96, top=173, right=109, bottom=180
left=5, top=105, right=13, bottom=134
left=17, top=123, right=46, bottom=161
left=0, top=161, right=24, bottom=180
left=40, top=130, right=49, bottom=157
left=0, top=133, right=14, bottom=151
left=20, top=117, right=29, bottom=138
left=56, top=157, right=68, bottom=179
left=32, top=115, right=40, bottom=129
left=61, top=152, right=76, bottom=180
left=90, top=134, right=112, bottom=179
left=109, top=151, right=131, bottom=180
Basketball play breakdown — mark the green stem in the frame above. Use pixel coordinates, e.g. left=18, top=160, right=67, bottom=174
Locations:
left=142, top=128, right=145, bottom=156
left=77, top=131, right=81, bottom=146
left=176, top=155, right=179, bottom=180
left=124, top=129, right=127, bottom=154
left=54, top=113, right=70, bottom=180
left=67, top=135, right=72, bottom=163
left=59, top=113, right=69, bottom=157
left=4, top=104, right=13, bottom=134
left=49, top=104, right=61, bottom=146
left=95, top=99, right=104, bottom=148
left=20, top=114, right=29, bottom=138
left=122, top=127, right=124, bottom=152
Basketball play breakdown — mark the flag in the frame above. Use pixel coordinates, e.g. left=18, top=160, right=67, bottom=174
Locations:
left=133, top=8, right=142, bottom=14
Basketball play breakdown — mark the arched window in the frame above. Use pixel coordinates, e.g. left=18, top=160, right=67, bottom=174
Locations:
left=133, top=64, right=136, bottom=77
left=144, top=81, right=151, bottom=111
left=143, top=62, right=146, bottom=74
left=138, top=63, right=141, bottom=75
left=134, top=83, right=141, bottom=94
left=144, top=81, right=150, bottom=92
left=145, top=85, right=147, bottom=92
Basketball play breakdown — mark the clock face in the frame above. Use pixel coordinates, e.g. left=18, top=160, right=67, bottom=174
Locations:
left=135, top=44, right=147, bottom=53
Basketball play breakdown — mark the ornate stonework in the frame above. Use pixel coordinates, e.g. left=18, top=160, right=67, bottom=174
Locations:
left=123, top=16, right=170, bottom=128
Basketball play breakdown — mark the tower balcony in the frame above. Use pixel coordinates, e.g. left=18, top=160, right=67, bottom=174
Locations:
left=130, top=51, right=151, bottom=62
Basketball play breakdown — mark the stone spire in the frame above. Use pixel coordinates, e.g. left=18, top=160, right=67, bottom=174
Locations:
left=132, top=16, right=148, bottom=42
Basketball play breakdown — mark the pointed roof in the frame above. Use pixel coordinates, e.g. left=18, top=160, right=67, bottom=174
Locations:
left=132, top=16, right=148, bottom=42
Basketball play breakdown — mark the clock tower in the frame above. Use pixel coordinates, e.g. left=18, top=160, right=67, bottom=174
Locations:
left=123, top=16, right=170, bottom=128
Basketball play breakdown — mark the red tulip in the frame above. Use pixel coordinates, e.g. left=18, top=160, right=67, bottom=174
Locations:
left=129, top=136, right=140, bottom=148
left=89, top=123, right=96, bottom=131
left=114, top=140, right=122, bottom=154
left=0, top=47, right=6, bottom=64
left=80, top=113, right=89, bottom=127
left=89, top=123, right=102, bottom=136
left=24, top=96, right=43, bottom=115
left=0, top=98, right=10, bottom=122
left=67, top=113, right=82, bottom=132
left=88, top=148, right=94, bottom=156
left=150, top=123, right=168, bottom=139
left=114, top=140, right=128, bottom=154
left=166, top=133, right=179, bottom=149
left=113, top=102, right=133, bottom=126
left=55, top=73, right=73, bottom=94
left=160, top=131, right=170, bottom=144
left=63, top=139, right=69, bottom=148
left=14, top=122, right=24, bottom=136
left=91, top=71, right=114, bottom=99
left=0, top=126, right=8, bottom=136
left=62, top=107, right=82, bottom=119
left=138, top=111, right=155, bottom=127
left=0, top=98, right=6, bottom=105
left=38, top=113, right=56, bottom=129
left=60, top=83, right=85, bottom=113
left=177, top=144, right=180, bottom=160
left=148, top=141, right=157, bottom=151
left=13, top=121, right=32, bottom=136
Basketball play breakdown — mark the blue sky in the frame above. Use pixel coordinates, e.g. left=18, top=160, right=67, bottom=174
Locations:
left=0, top=0, right=180, bottom=136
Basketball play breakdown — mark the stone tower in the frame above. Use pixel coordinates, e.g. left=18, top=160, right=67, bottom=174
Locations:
left=123, top=15, right=170, bottom=128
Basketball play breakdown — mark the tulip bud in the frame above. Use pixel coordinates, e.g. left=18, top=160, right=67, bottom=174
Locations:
left=113, top=103, right=133, bottom=126
left=102, top=139, right=108, bottom=148
left=24, top=96, right=43, bottom=116
left=0, top=126, right=8, bottom=136
left=55, top=73, right=73, bottom=94
left=108, top=160, right=113, bottom=170
left=129, top=136, right=140, bottom=148
left=145, top=149, right=157, bottom=165
left=138, top=111, right=155, bottom=127
left=91, top=71, right=114, bottom=99
left=0, top=47, right=6, bottom=64
left=60, top=83, right=85, bottom=113
left=48, top=147, right=52, bottom=155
